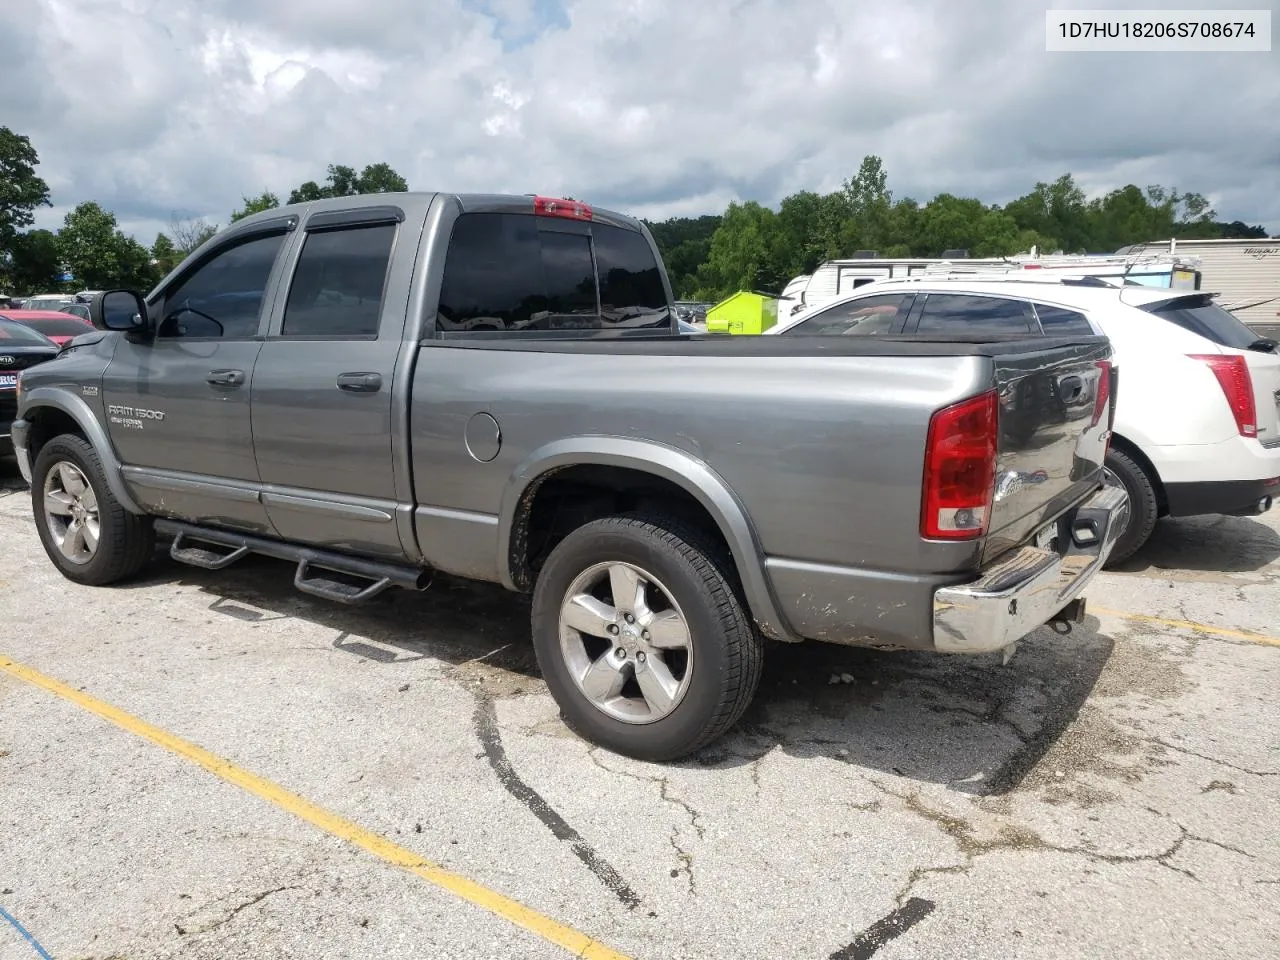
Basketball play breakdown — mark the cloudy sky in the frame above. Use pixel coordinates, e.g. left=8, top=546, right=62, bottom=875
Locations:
left=5, top=0, right=1278, bottom=244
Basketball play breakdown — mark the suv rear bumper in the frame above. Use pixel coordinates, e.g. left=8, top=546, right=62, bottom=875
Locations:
left=933, top=485, right=1129, bottom=654
left=1165, top=476, right=1279, bottom=518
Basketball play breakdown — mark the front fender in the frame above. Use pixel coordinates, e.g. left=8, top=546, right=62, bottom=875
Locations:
left=16, top=387, right=144, bottom=515
left=497, top=436, right=797, bottom=643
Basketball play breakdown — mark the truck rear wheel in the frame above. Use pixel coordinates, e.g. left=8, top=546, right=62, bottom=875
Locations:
left=530, top=513, right=763, bottom=762
left=31, top=434, right=155, bottom=586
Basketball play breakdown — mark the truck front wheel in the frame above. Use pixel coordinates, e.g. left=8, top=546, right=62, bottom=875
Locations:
left=530, top=514, right=763, bottom=762
left=31, top=434, right=155, bottom=586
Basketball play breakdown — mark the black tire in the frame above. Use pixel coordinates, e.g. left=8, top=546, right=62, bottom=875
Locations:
left=530, top=513, right=764, bottom=762
left=1103, top=447, right=1158, bottom=568
left=31, top=433, right=155, bottom=586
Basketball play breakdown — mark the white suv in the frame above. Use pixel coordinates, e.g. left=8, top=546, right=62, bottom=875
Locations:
left=766, top=276, right=1280, bottom=565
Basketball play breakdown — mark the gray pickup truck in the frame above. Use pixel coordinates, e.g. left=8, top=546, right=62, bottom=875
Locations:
left=11, top=192, right=1128, bottom=760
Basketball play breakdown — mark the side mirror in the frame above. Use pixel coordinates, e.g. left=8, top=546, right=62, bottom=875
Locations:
left=90, top=290, right=149, bottom=334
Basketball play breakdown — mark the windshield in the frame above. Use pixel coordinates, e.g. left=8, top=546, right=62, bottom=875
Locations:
left=1141, top=295, right=1263, bottom=350
left=0, top=317, right=56, bottom=345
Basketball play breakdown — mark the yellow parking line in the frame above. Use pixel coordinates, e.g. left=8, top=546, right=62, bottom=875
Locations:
left=0, top=655, right=632, bottom=960
left=1090, top=607, right=1280, bottom=648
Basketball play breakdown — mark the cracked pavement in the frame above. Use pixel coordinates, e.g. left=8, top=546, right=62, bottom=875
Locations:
left=2, top=457, right=1279, bottom=959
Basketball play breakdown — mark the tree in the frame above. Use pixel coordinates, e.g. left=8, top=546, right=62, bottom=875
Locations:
left=57, top=202, right=156, bottom=290
left=168, top=215, right=218, bottom=255
left=694, top=201, right=790, bottom=299
left=286, top=162, right=409, bottom=204
left=230, top=190, right=280, bottom=223
left=840, top=155, right=894, bottom=252
left=7, top=228, right=61, bottom=292
left=644, top=214, right=722, bottom=298
left=0, top=127, right=51, bottom=255
left=1004, top=175, right=1090, bottom=252
left=150, top=233, right=180, bottom=277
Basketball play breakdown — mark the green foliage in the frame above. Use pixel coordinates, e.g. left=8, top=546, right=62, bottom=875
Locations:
left=7, top=228, right=61, bottom=292
left=646, top=158, right=1265, bottom=301
left=230, top=190, right=281, bottom=223
left=286, top=163, right=409, bottom=204
left=0, top=126, right=52, bottom=290
left=150, top=233, right=180, bottom=277
left=57, top=202, right=155, bottom=290
left=0, top=127, right=51, bottom=248
left=643, top=215, right=721, bottom=298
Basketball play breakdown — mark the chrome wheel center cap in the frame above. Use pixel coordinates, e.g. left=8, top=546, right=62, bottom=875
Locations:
left=619, top=622, right=643, bottom=653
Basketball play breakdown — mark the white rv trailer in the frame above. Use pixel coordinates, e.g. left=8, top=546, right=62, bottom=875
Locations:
left=788, top=250, right=1201, bottom=316
left=1117, top=238, right=1280, bottom=337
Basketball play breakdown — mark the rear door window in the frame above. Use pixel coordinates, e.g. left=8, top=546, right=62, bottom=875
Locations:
left=785, top=294, right=913, bottom=336
left=281, top=223, right=396, bottom=338
left=1143, top=295, right=1264, bottom=350
left=914, top=294, right=1034, bottom=335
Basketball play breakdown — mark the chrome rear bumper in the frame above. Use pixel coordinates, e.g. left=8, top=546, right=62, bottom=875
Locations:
left=932, top=485, right=1129, bottom=654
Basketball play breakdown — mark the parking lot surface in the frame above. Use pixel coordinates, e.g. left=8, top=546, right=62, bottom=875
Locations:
left=2, top=456, right=1278, bottom=960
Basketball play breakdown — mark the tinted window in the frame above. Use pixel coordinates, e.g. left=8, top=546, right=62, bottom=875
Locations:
left=160, top=232, right=286, bottom=339
left=1144, top=295, right=1262, bottom=350
left=61, top=305, right=92, bottom=321
left=538, top=231, right=598, bottom=329
left=282, top=223, right=396, bottom=337
left=915, top=295, right=1032, bottom=335
left=438, top=213, right=596, bottom=333
left=786, top=294, right=911, bottom=336
left=1034, top=304, right=1095, bottom=336
left=594, top=223, right=669, bottom=330
left=24, top=317, right=93, bottom=337
left=0, top=317, right=53, bottom=344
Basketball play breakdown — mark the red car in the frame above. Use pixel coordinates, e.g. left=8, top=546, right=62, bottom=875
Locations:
left=0, top=309, right=95, bottom=347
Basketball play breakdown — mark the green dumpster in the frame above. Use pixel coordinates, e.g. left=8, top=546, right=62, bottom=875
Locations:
left=705, top=290, right=779, bottom=335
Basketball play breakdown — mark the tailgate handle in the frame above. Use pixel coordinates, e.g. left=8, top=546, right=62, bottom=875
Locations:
left=1058, top=375, right=1084, bottom=402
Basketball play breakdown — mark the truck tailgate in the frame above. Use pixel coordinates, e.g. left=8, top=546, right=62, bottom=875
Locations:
left=982, top=338, right=1114, bottom=563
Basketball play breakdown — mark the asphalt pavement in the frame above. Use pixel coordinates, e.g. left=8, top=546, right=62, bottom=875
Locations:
left=1, top=455, right=1277, bottom=960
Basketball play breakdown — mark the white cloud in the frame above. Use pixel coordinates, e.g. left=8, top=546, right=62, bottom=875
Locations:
left=3, top=0, right=1276, bottom=244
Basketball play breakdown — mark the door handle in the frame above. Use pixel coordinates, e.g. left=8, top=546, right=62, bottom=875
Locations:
left=336, top=372, right=382, bottom=393
left=206, top=369, right=246, bottom=386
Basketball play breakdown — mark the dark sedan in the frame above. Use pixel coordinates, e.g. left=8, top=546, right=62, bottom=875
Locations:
left=1, top=317, right=61, bottom=451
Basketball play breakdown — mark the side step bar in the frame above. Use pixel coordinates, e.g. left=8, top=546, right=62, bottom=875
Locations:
left=156, top=519, right=430, bottom=605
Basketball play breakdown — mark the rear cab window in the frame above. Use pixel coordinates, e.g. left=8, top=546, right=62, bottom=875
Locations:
left=436, top=212, right=671, bottom=335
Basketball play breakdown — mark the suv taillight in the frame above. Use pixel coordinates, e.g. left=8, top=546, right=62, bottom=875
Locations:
left=921, top=389, right=998, bottom=540
left=1190, top=354, right=1256, bottom=438
left=1091, top=360, right=1112, bottom=429
left=534, top=196, right=592, bottom=221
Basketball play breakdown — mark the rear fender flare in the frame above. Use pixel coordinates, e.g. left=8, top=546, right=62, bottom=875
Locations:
left=497, top=436, right=797, bottom=642
left=19, top=387, right=144, bottom=515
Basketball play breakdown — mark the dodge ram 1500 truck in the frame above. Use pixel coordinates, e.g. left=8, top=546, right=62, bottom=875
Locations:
left=11, top=192, right=1128, bottom=761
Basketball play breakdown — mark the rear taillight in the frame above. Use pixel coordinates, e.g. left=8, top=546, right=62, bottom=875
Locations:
left=534, top=195, right=592, bottom=221
left=921, top=389, right=999, bottom=540
left=1091, top=360, right=1112, bottom=429
left=1190, top=354, right=1256, bottom=438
